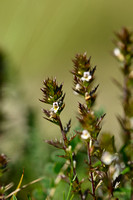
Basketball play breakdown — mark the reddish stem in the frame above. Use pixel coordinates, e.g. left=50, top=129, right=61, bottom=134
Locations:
left=58, top=116, right=68, bottom=149
left=87, top=142, right=96, bottom=200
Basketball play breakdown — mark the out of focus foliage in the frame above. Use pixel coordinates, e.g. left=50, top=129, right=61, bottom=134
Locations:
left=0, top=50, right=49, bottom=200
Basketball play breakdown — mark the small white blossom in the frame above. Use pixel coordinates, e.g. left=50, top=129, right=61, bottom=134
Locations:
left=114, top=48, right=121, bottom=56
left=73, top=84, right=82, bottom=95
left=114, top=181, right=120, bottom=189
left=101, top=151, right=114, bottom=165
left=91, top=111, right=94, bottom=115
left=81, top=130, right=91, bottom=140
left=113, top=164, right=121, bottom=181
left=113, top=48, right=124, bottom=62
left=108, top=163, right=121, bottom=188
left=89, top=139, right=92, bottom=148
left=81, top=71, right=92, bottom=82
left=66, top=160, right=70, bottom=165
left=73, top=160, right=76, bottom=168
left=66, top=145, right=72, bottom=152
left=49, top=111, right=57, bottom=118
left=51, top=102, right=59, bottom=113
left=75, top=83, right=82, bottom=91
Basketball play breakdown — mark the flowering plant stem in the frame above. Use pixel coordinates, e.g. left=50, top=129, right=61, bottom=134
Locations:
left=66, top=175, right=77, bottom=200
left=87, top=142, right=96, bottom=200
left=58, top=115, right=83, bottom=199
left=58, top=116, right=68, bottom=149
left=113, top=27, right=133, bottom=200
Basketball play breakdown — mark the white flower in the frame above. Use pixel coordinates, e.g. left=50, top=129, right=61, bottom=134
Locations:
left=114, top=181, right=120, bottom=189
left=66, top=145, right=72, bottom=152
left=51, top=102, right=59, bottom=113
left=75, top=83, right=82, bottom=91
left=73, top=160, right=76, bottom=168
left=113, top=164, right=121, bottom=181
left=114, top=48, right=121, bottom=56
left=81, top=130, right=91, bottom=140
left=81, top=71, right=92, bottom=82
left=113, top=48, right=124, bottom=62
left=73, top=84, right=82, bottom=95
left=89, top=139, right=92, bottom=148
left=101, top=151, right=114, bottom=165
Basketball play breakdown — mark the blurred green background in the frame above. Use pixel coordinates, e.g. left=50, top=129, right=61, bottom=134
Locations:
left=0, top=0, right=133, bottom=199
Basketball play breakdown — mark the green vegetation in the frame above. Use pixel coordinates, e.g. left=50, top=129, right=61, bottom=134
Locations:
left=0, top=27, right=133, bottom=199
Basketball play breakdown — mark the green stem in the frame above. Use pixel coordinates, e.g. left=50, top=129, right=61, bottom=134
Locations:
left=66, top=182, right=72, bottom=200
left=58, top=117, right=83, bottom=199
left=70, top=194, right=74, bottom=200
left=70, top=153, right=84, bottom=200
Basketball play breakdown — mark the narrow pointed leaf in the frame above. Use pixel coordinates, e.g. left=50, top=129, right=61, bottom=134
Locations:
left=10, top=171, right=24, bottom=200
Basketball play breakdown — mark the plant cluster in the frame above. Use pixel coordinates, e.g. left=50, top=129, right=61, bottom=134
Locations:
left=40, top=27, right=133, bottom=200
left=113, top=27, right=133, bottom=199
left=0, top=27, right=132, bottom=200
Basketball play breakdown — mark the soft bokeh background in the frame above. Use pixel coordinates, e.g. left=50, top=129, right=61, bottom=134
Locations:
left=0, top=0, right=133, bottom=198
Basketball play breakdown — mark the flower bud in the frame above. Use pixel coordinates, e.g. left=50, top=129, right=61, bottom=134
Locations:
left=113, top=48, right=124, bottom=62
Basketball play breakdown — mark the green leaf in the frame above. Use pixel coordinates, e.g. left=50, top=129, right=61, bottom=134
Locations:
left=92, top=160, right=102, bottom=168
left=13, top=195, right=17, bottom=200
left=44, top=162, right=55, bottom=175
left=42, top=177, right=51, bottom=189
left=121, top=167, right=130, bottom=175
left=27, top=196, right=31, bottom=200
left=10, top=171, right=24, bottom=200
left=51, top=150, right=65, bottom=163
left=63, top=192, right=66, bottom=200
left=54, top=162, right=63, bottom=174
left=114, top=185, right=131, bottom=200
left=32, top=188, right=47, bottom=199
